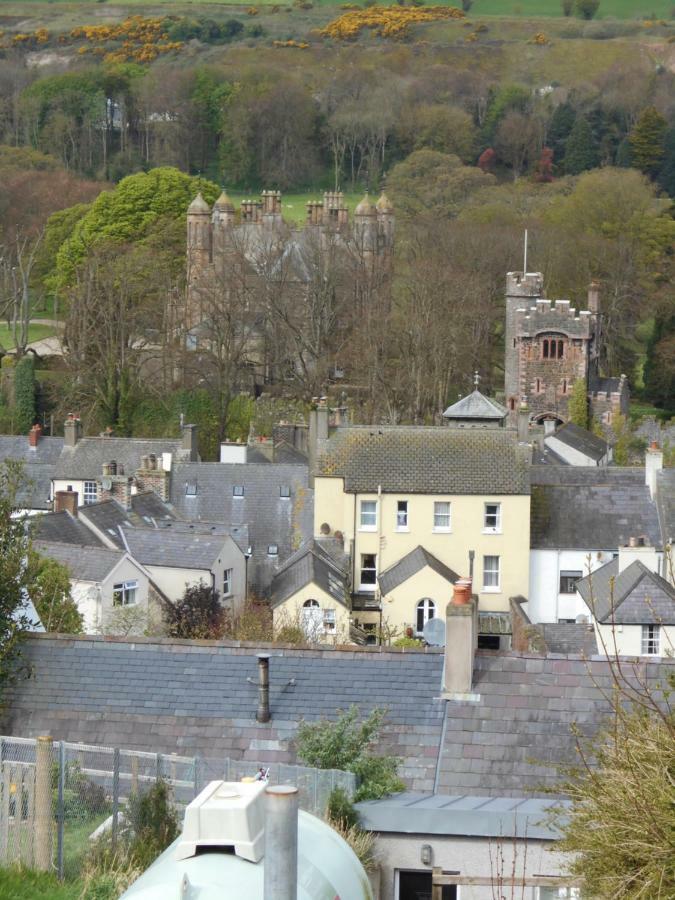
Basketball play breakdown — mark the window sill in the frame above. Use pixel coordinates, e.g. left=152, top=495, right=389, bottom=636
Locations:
left=223, top=592, right=233, bottom=599
left=358, top=526, right=377, bottom=533
left=395, top=527, right=410, bottom=533
left=433, top=527, right=451, bottom=534
left=358, top=586, right=377, bottom=593
left=482, top=529, right=502, bottom=535
left=481, top=587, right=501, bottom=594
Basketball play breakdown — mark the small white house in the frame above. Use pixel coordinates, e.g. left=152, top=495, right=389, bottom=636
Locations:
left=544, top=422, right=611, bottom=467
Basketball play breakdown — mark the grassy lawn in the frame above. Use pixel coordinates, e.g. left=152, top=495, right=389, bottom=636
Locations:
left=227, top=191, right=365, bottom=225
left=0, top=868, right=82, bottom=900
left=0, top=324, right=57, bottom=350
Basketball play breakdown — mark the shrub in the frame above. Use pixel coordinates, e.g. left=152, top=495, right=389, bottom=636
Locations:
left=14, top=355, right=35, bottom=434
left=461, top=0, right=472, bottom=10
left=327, top=786, right=360, bottom=829
left=126, top=780, right=179, bottom=869
left=575, top=0, right=600, bottom=19
left=561, top=0, right=573, bottom=14
left=163, top=581, right=225, bottom=639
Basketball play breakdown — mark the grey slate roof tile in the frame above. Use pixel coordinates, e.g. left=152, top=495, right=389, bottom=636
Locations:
left=271, top=540, right=348, bottom=608
left=442, top=390, right=507, bottom=422
left=0, top=435, right=65, bottom=510
left=34, top=511, right=104, bottom=547
left=33, top=541, right=125, bottom=581
left=378, top=546, right=459, bottom=595
left=118, top=527, right=233, bottom=570
left=576, top=558, right=675, bottom=625
left=536, top=623, right=597, bottom=655
left=547, top=422, right=608, bottom=461
left=55, top=437, right=184, bottom=480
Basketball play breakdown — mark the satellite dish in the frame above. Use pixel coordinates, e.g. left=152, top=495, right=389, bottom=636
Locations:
left=423, top=617, right=446, bottom=647
left=101, top=477, right=112, bottom=491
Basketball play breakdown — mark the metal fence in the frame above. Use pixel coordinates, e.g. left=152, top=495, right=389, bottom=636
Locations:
left=0, top=736, right=356, bottom=880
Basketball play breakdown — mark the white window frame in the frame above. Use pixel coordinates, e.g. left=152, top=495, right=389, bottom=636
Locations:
left=359, top=554, right=377, bottom=592
left=223, top=568, right=233, bottom=597
left=433, top=501, right=451, bottom=532
left=483, top=502, right=502, bottom=534
left=323, top=609, right=336, bottom=633
left=641, top=624, right=660, bottom=656
left=396, top=500, right=409, bottom=531
left=416, top=598, right=435, bottom=635
left=359, top=499, right=377, bottom=532
left=559, top=570, right=582, bottom=594
left=83, top=481, right=97, bottom=505
left=537, top=888, right=582, bottom=900
left=482, top=555, right=500, bottom=592
left=113, top=580, right=138, bottom=607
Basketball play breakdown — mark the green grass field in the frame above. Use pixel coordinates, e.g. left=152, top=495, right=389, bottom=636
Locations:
left=0, top=324, right=56, bottom=350
left=228, top=191, right=365, bottom=225
left=0, top=868, right=81, bottom=900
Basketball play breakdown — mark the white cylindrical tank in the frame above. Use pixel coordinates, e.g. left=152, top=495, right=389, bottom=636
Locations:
left=119, top=781, right=373, bottom=900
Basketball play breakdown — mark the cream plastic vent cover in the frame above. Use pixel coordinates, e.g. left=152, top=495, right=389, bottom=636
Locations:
left=175, top=781, right=266, bottom=862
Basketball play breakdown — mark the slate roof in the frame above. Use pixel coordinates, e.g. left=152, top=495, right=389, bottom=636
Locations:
left=0, top=435, right=65, bottom=510
left=547, top=422, right=608, bottom=462
left=656, top=468, right=674, bottom=545
left=33, top=541, right=125, bottom=582
left=378, top=546, right=459, bottom=596
left=54, top=437, right=183, bottom=480
left=118, top=528, right=234, bottom=570
left=169, top=462, right=313, bottom=596
left=356, top=793, right=566, bottom=840
left=33, top=511, right=105, bottom=548
left=318, top=427, right=530, bottom=495
left=442, top=390, right=507, bottom=422
left=536, top=623, right=597, bottom=655
left=78, top=499, right=135, bottom=542
left=576, top=558, right=675, bottom=625
left=530, top=469, right=660, bottom=550
left=589, top=374, right=623, bottom=394
left=130, top=491, right=176, bottom=523
left=8, top=635, right=674, bottom=798
left=271, top=541, right=349, bottom=609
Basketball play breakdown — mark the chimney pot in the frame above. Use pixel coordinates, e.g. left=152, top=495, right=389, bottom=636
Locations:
left=452, top=578, right=472, bottom=606
left=256, top=654, right=270, bottom=723
left=28, top=424, right=42, bottom=447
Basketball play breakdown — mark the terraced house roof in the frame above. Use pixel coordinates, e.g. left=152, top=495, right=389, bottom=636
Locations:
left=318, top=427, right=530, bottom=494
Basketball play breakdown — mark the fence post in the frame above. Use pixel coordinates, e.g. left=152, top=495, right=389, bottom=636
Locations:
left=57, top=741, right=66, bottom=880
left=34, top=735, right=53, bottom=872
left=131, top=755, right=139, bottom=795
left=112, top=748, right=120, bottom=850
left=193, top=756, right=200, bottom=797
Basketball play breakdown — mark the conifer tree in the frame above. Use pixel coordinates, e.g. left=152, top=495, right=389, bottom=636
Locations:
left=563, top=117, right=598, bottom=175
left=657, top=127, right=675, bottom=197
left=567, top=378, right=589, bottom=429
left=629, top=106, right=667, bottom=178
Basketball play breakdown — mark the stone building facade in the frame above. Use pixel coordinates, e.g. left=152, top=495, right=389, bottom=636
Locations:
left=504, top=272, right=629, bottom=428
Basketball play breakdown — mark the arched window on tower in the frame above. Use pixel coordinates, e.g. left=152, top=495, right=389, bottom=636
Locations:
left=416, top=598, right=435, bottom=635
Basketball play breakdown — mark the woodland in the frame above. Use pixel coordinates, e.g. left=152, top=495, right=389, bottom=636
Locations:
left=0, top=3, right=673, bottom=453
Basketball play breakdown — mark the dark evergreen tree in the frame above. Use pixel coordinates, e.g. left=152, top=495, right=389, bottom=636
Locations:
left=547, top=102, right=575, bottom=166
left=563, top=116, right=598, bottom=175
left=629, top=106, right=667, bottom=178
left=643, top=313, right=675, bottom=412
left=657, top=127, right=675, bottom=198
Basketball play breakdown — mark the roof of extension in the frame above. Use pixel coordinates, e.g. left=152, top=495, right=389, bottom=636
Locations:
left=318, top=427, right=530, bottom=495
left=378, top=546, right=459, bottom=596
left=54, top=437, right=184, bottom=480
left=169, top=462, right=313, bottom=596
left=33, top=541, right=126, bottom=582
left=576, top=558, right=675, bottom=626
left=530, top=468, right=660, bottom=550
left=14, top=635, right=675, bottom=798
left=546, top=422, right=608, bottom=462
left=442, top=390, right=507, bottom=422
left=33, top=511, right=105, bottom=548
left=271, top=540, right=349, bottom=609
left=536, top=622, right=597, bottom=655
left=118, top=527, right=236, bottom=571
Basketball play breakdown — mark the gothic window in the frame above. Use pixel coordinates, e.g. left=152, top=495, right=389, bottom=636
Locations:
left=541, top=336, right=566, bottom=360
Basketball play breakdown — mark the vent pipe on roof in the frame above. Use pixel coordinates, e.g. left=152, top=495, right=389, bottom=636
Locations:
left=256, top=654, right=271, bottom=723
left=264, top=786, right=298, bottom=900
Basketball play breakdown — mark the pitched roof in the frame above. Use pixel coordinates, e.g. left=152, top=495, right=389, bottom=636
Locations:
left=13, top=635, right=675, bottom=798
left=271, top=541, right=349, bottom=608
left=546, top=422, right=608, bottom=462
left=33, top=541, right=125, bottom=582
left=34, top=511, right=105, bottom=547
left=78, top=499, right=135, bottom=543
left=0, top=434, right=64, bottom=465
left=379, top=546, right=459, bottom=595
left=656, top=468, right=674, bottom=545
left=54, top=437, right=183, bottom=480
left=576, top=558, right=675, bottom=625
left=318, top=427, right=530, bottom=495
left=536, top=622, right=597, bottom=655
left=169, top=462, right=313, bottom=596
left=0, top=435, right=65, bottom=510
left=118, top=527, right=235, bottom=570
left=530, top=471, right=660, bottom=550
left=442, top=390, right=507, bottom=422
left=130, top=491, right=176, bottom=523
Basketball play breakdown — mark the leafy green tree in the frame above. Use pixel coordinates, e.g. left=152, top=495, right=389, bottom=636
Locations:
left=563, top=116, right=598, bottom=175
left=163, top=581, right=224, bottom=639
left=575, top=0, right=600, bottom=19
left=643, top=313, right=675, bottom=411
left=296, top=706, right=405, bottom=801
left=547, top=102, right=575, bottom=164
left=25, top=550, right=83, bottom=634
left=567, top=378, right=589, bottom=429
left=53, top=167, right=219, bottom=289
left=0, top=461, right=35, bottom=689
left=13, top=356, right=35, bottom=434
left=629, top=106, right=667, bottom=179
left=481, top=84, right=530, bottom=145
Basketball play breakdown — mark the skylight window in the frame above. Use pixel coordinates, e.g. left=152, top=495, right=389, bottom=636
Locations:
left=185, top=482, right=197, bottom=497
left=233, top=485, right=245, bottom=497
left=279, top=486, right=291, bottom=498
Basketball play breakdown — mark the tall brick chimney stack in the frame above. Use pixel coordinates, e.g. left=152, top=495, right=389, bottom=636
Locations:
left=28, top=424, right=42, bottom=448
left=587, top=280, right=600, bottom=315
left=54, top=490, right=78, bottom=516
left=64, top=415, right=82, bottom=448
left=443, top=578, right=476, bottom=696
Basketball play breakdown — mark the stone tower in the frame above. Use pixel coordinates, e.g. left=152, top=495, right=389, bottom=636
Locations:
left=186, top=193, right=212, bottom=301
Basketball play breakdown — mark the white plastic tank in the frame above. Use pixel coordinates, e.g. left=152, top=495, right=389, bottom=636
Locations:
left=119, top=781, right=373, bottom=900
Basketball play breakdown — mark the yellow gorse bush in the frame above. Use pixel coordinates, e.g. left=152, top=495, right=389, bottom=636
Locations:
left=321, top=5, right=464, bottom=41
left=69, top=17, right=182, bottom=63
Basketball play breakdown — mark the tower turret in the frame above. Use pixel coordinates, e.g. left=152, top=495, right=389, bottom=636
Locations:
left=353, top=192, right=378, bottom=256
left=376, top=192, right=395, bottom=248
left=504, top=271, right=544, bottom=419
left=211, top=190, right=235, bottom=257
left=187, top=193, right=212, bottom=282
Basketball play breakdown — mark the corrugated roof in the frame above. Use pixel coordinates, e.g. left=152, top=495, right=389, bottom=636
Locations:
left=318, top=427, right=529, bottom=495
left=576, top=558, right=675, bottom=625
left=34, top=540, right=125, bottom=582
left=442, top=390, right=507, bottom=421
left=379, top=546, right=459, bottom=595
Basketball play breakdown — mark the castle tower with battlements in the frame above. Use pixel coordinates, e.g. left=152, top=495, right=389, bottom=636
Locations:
left=504, top=272, right=629, bottom=430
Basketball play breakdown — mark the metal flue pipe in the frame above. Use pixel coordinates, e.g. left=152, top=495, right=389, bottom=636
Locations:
left=264, top=785, right=299, bottom=900
left=256, top=654, right=271, bottom=723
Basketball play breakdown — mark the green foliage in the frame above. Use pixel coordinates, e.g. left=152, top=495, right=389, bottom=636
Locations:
left=611, top=413, right=633, bottom=465
left=547, top=102, right=575, bottom=163
left=567, top=377, right=589, bottom=429
left=0, top=461, right=35, bottom=690
left=38, top=203, right=92, bottom=289
left=482, top=84, right=530, bottom=144
left=0, top=145, right=60, bottom=172
left=167, top=17, right=244, bottom=44
left=130, top=388, right=229, bottom=460
left=13, top=356, right=35, bottom=435
left=126, top=780, right=179, bottom=870
left=563, top=116, right=598, bottom=174
left=54, top=168, right=219, bottom=289
left=642, top=313, right=675, bottom=411
left=53, top=761, right=109, bottom=821
left=162, top=581, right=224, bottom=639
left=296, top=706, right=405, bottom=801
left=392, top=636, right=424, bottom=648
left=25, top=550, right=83, bottom=634
left=575, top=0, right=600, bottom=17
left=657, top=127, right=675, bottom=197
left=629, top=106, right=668, bottom=178
left=326, top=787, right=360, bottom=829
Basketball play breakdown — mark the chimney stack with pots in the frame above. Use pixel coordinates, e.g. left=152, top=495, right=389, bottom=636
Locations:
left=28, top=424, right=42, bottom=448
left=181, top=424, right=199, bottom=462
left=443, top=578, right=476, bottom=696
left=256, top=653, right=271, bottom=723
left=64, top=415, right=82, bottom=448
left=587, top=280, right=600, bottom=315
left=645, top=440, right=663, bottom=500
left=54, top=490, right=78, bottom=517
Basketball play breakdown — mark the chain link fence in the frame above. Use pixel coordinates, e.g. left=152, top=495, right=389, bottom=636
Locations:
left=0, top=736, right=355, bottom=880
